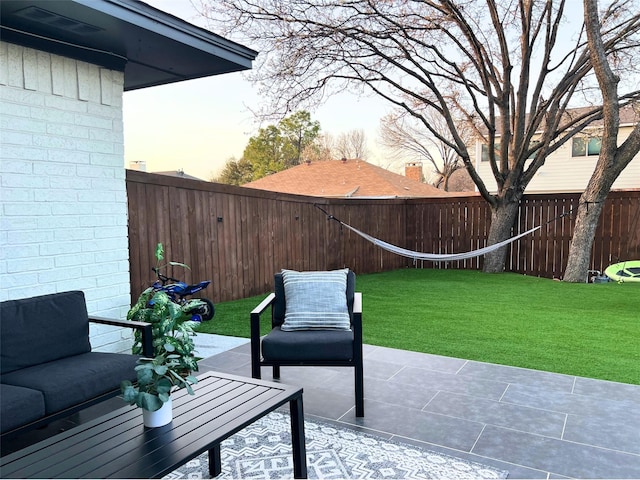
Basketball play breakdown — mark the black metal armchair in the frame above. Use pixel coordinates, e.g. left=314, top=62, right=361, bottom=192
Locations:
left=250, top=269, right=364, bottom=417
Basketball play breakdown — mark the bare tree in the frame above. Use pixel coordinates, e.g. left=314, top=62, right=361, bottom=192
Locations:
left=563, top=1, right=640, bottom=282
left=335, top=129, right=368, bottom=159
left=199, top=0, right=640, bottom=272
left=379, top=109, right=471, bottom=191
left=303, top=133, right=335, bottom=162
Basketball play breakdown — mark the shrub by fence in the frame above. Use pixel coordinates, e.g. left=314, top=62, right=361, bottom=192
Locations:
left=127, top=170, right=640, bottom=302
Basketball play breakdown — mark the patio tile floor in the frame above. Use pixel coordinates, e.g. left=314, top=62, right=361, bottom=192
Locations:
left=199, top=342, right=640, bottom=479
left=3, top=339, right=639, bottom=479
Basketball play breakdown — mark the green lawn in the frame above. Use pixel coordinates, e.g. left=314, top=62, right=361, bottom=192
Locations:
left=195, top=268, right=639, bottom=385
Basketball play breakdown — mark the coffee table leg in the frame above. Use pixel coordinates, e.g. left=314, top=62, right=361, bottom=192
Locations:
left=208, top=444, right=222, bottom=477
left=289, top=394, right=307, bottom=479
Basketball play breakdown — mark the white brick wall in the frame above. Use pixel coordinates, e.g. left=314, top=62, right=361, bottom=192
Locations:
left=0, top=42, right=133, bottom=353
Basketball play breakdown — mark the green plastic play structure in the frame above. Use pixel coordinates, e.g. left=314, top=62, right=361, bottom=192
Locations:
left=604, top=260, right=640, bottom=283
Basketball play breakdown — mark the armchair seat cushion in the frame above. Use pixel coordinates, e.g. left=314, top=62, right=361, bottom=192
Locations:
left=1, top=352, right=138, bottom=414
left=261, top=327, right=354, bottom=362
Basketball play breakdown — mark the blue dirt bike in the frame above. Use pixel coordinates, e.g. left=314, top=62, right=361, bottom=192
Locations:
left=152, top=267, right=215, bottom=321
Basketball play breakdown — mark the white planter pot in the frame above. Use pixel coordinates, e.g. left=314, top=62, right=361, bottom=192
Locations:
left=142, top=397, right=173, bottom=427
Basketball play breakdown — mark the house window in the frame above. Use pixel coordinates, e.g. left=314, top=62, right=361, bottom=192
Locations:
left=527, top=140, right=541, bottom=159
left=481, top=143, right=500, bottom=162
left=481, top=142, right=539, bottom=161
left=572, top=137, right=601, bottom=157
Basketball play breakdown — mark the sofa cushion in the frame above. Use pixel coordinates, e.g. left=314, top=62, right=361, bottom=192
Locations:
left=262, top=327, right=354, bottom=362
left=0, top=384, right=45, bottom=434
left=280, top=269, right=351, bottom=331
left=1, top=352, right=138, bottom=414
left=1, top=291, right=91, bottom=374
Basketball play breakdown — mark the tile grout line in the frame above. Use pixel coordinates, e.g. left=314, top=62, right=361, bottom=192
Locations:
left=498, top=383, right=510, bottom=402
left=477, top=423, right=640, bottom=457
left=421, top=390, right=441, bottom=411
left=455, top=359, right=470, bottom=375
left=386, top=364, right=407, bottom=381
left=469, top=423, right=487, bottom=454
left=560, top=413, right=568, bottom=440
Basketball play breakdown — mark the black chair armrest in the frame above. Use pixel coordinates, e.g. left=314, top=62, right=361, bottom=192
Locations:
left=352, top=292, right=364, bottom=417
left=250, top=293, right=276, bottom=377
left=89, top=316, right=153, bottom=357
left=352, top=292, right=363, bottom=342
left=353, top=292, right=362, bottom=315
left=250, top=293, right=276, bottom=317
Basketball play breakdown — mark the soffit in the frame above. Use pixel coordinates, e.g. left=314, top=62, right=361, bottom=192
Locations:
left=0, top=0, right=257, bottom=91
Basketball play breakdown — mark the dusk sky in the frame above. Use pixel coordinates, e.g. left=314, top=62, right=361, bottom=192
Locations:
left=123, top=0, right=390, bottom=181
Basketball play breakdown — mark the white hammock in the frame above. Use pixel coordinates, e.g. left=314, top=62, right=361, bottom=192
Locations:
left=340, top=222, right=541, bottom=262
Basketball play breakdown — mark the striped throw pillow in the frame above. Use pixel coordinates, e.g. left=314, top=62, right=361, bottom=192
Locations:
left=281, top=269, right=351, bottom=331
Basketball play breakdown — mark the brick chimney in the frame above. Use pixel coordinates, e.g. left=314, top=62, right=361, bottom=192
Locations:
left=405, top=162, right=423, bottom=182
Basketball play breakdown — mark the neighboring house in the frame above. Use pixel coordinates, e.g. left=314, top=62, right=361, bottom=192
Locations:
left=473, top=105, right=640, bottom=192
left=0, top=0, right=256, bottom=352
left=243, top=159, right=452, bottom=198
left=128, top=160, right=205, bottom=181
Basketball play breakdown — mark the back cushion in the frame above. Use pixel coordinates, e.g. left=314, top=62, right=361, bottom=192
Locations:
left=1, top=291, right=91, bottom=374
left=280, top=269, right=351, bottom=331
left=273, top=270, right=355, bottom=327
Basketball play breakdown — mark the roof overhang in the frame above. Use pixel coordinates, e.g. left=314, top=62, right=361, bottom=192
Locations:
left=0, top=0, right=257, bottom=91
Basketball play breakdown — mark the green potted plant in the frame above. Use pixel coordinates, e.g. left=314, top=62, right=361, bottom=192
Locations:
left=121, top=344, right=198, bottom=427
left=122, top=243, right=204, bottom=426
left=127, top=286, right=201, bottom=374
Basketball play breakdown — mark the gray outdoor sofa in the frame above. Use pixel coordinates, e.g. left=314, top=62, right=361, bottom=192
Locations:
left=0, top=290, right=152, bottom=437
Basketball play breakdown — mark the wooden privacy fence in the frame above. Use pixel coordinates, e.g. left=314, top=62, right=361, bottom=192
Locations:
left=407, top=191, right=640, bottom=277
left=126, top=170, right=640, bottom=303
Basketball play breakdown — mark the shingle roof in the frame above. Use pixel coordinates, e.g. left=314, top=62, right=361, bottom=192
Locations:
left=242, top=159, right=452, bottom=198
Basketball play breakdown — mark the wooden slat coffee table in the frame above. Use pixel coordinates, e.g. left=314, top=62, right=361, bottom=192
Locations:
left=1, top=371, right=307, bottom=478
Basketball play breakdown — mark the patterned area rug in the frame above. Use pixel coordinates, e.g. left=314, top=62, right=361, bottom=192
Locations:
left=164, top=411, right=508, bottom=479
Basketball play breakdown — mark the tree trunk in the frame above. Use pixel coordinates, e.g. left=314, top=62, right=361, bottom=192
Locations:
left=442, top=174, right=450, bottom=192
left=482, top=200, right=521, bottom=273
left=563, top=0, right=640, bottom=282
left=563, top=197, right=605, bottom=282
